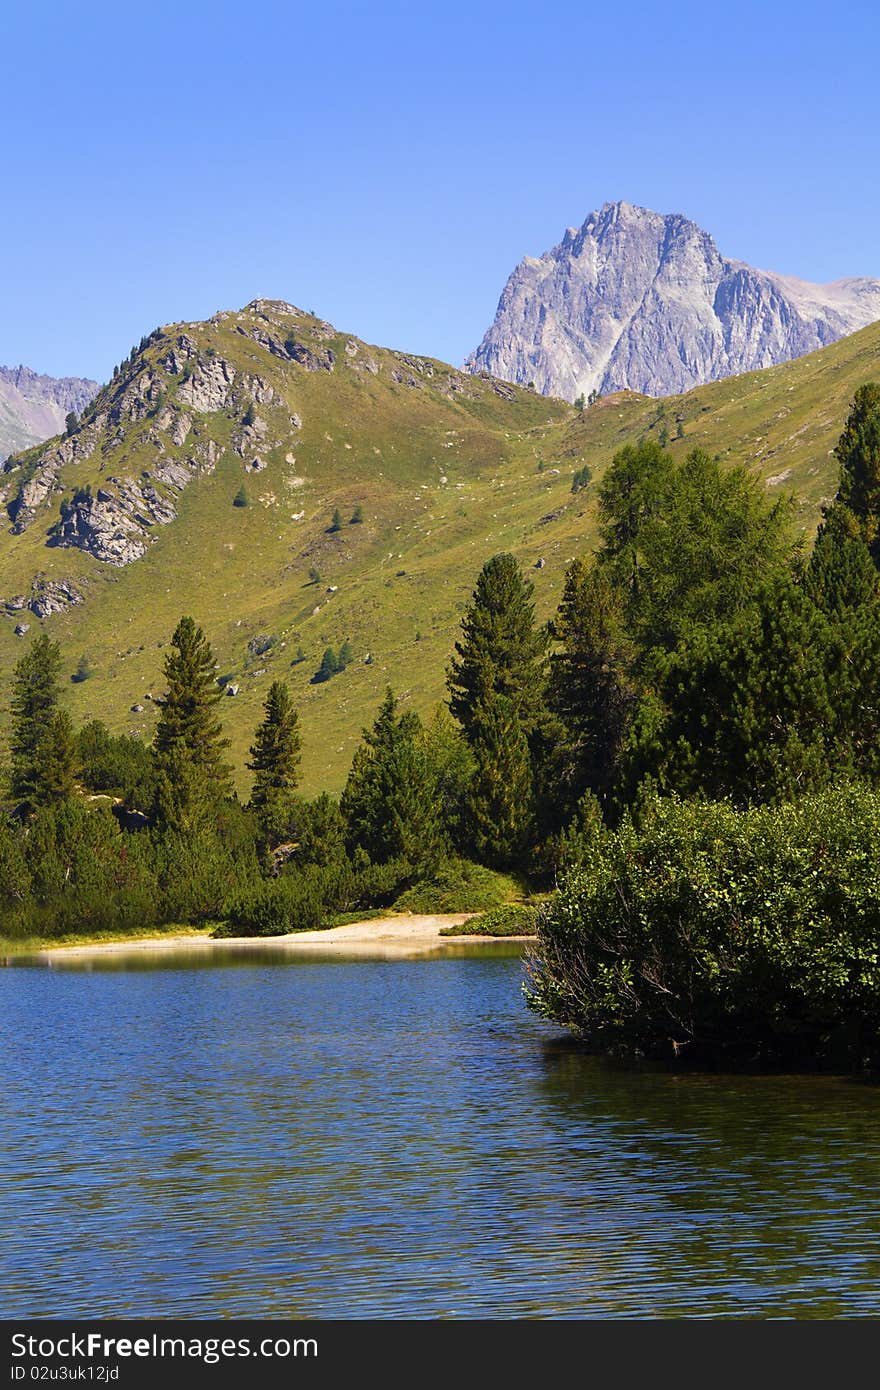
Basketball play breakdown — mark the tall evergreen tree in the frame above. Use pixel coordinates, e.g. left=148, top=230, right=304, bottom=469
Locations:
left=341, top=688, right=443, bottom=869
left=466, top=696, right=535, bottom=868
left=9, top=633, right=66, bottom=810
left=448, top=553, right=549, bottom=863
left=153, top=617, right=232, bottom=826
left=32, top=711, right=79, bottom=807
left=547, top=558, right=635, bottom=819
left=247, top=681, right=302, bottom=836
left=833, top=382, right=880, bottom=555
left=447, top=553, right=547, bottom=735
left=602, top=447, right=794, bottom=649
left=804, top=502, right=879, bottom=615
left=596, top=438, right=675, bottom=601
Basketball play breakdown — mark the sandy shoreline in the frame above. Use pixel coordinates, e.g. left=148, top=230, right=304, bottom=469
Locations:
left=20, top=914, right=535, bottom=965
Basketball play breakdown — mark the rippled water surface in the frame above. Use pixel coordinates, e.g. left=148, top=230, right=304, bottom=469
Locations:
left=2, top=949, right=880, bottom=1318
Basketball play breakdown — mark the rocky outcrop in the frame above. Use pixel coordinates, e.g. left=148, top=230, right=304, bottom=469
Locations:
left=52, top=487, right=154, bottom=565
left=238, top=322, right=335, bottom=372
left=5, top=422, right=102, bottom=532
left=5, top=577, right=84, bottom=619
left=50, top=431, right=227, bottom=566
left=0, top=365, right=99, bottom=460
left=176, top=354, right=236, bottom=412
left=467, top=201, right=880, bottom=400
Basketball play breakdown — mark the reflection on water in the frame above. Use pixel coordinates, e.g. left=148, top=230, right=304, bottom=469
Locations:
left=1, top=953, right=879, bottom=1318
left=6, top=939, right=527, bottom=972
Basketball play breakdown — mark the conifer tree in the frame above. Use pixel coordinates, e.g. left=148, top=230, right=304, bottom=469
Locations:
left=804, top=502, right=879, bottom=615
left=32, top=711, right=79, bottom=806
left=467, top=696, right=535, bottom=868
left=833, top=383, right=880, bottom=555
left=547, top=558, right=635, bottom=819
left=153, top=617, right=232, bottom=825
left=596, top=438, right=675, bottom=601
left=9, top=633, right=65, bottom=809
left=448, top=553, right=547, bottom=735
left=448, top=554, right=548, bottom=862
left=313, top=647, right=339, bottom=683
left=341, top=688, right=443, bottom=868
left=247, top=681, right=302, bottom=834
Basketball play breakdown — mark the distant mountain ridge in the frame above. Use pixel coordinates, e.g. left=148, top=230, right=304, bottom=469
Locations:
left=0, top=364, right=99, bottom=460
left=467, top=201, right=880, bottom=400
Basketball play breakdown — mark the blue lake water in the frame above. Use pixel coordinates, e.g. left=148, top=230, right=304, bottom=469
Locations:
left=2, top=946, right=879, bottom=1318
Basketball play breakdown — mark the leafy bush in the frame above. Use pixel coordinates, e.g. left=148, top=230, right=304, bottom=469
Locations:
left=394, top=857, right=526, bottom=912
left=221, top=860, right=358, bottom=936
left=440, top=902, right=540, bottom=936
left=220, top=852, right=414, bottom=938
left=78, top=721, right=155, bottom=803
left=527, top=784, right=880, bottom=1067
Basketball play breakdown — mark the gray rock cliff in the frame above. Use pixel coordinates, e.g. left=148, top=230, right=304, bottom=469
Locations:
left=0, top=365, right=99, bottom=459
left=466, top=202, right=880, bottom=400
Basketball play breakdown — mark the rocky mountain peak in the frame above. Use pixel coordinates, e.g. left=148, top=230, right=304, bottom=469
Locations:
left=466, top=203, right=880, bottom=400
left=0, top=364, right=99, bottom=460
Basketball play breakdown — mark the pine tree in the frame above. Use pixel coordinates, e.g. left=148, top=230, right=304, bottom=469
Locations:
left=247, top=681, right=302, bottom=834
left=547, top=558, right=635, bottom=819
left=833, top=382, right=880, bottom=555
left=448, top=553, right=547, bottom=736
left=448, top=554, right=548, bottom=863
left=804, top=502, right=879, bottom=615
left=312, top=647, right=339, bottom=683
left=153, top=617, right=232, bottom=825
left=32, top=710, right=79, bottom=806
left=338, top=639, right=354, bottom=669
left=9, top=633, right=65, bottom=809
left=467, top=696, right=535, bottom=868
left=596, top=438, right=676, bottom=603
left=329, top=508, right=343, bottom=532
left=341, top=689, right=443, bottom=869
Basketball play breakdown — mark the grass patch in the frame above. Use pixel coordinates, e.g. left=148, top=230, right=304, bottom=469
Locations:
left=439, top=902, right=541, bottom=936
left=393, top=858, right=528, bottom=913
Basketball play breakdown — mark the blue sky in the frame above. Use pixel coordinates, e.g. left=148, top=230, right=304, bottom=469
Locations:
left=2, top=0, right=878, bottom=381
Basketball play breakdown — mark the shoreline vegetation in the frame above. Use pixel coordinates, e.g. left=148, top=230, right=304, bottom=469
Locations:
left=4, top=385, right=880, bottom=1067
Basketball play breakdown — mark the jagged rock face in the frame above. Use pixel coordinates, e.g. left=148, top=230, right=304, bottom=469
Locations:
left=467, top=201, right=880, bottom=400
left=0, top=365, right=99, bottom=460
left=176, top=355, right=236, bottom=411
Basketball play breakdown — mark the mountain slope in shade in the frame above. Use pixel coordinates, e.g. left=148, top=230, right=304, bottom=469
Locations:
left=467, top=201, right=880, bottom=401
left=0, top=364, right=100, bottom=460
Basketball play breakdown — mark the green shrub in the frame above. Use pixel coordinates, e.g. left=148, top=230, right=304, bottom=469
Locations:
left=221, top=860, right=358, bottom=936
left=220, top=852, right=415, bottom=938
left=527, top=784, right=880, bottom=1067
left=440, top=902, right=540, bottom=936
left=394, top=857, right=526, bottom=912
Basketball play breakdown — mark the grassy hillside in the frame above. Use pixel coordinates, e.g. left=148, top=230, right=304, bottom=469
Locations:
left=1, top=301, right=878, bottom=795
